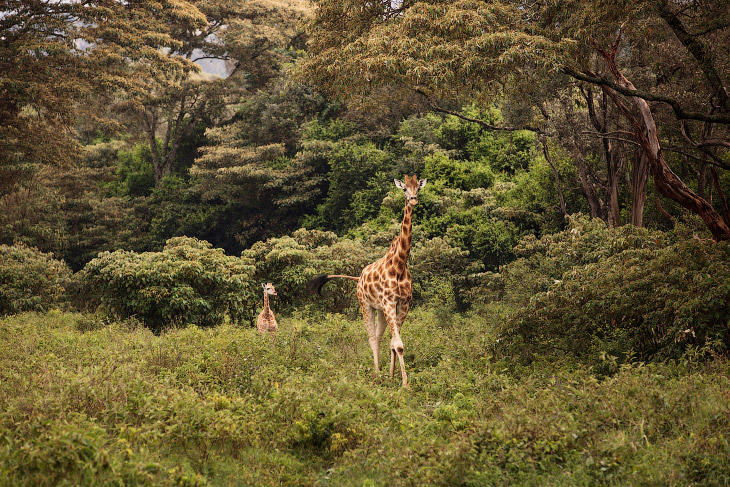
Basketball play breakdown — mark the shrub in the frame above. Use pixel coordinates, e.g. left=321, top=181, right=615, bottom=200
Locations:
left=0, top=243, right=72, bottom=315
left=409, top=237, right=480, bottom=312
left=496, top=216, right=730, bottom=362
left=79, top=237, right=256, bottom=331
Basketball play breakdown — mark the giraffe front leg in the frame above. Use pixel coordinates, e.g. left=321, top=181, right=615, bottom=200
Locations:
left=385, top=308, right=408, bottom=387
left=390, top=346, right=396, bottom=379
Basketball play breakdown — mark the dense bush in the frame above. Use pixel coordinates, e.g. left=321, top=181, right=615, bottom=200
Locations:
left=422, top=153, right=494, bottom=191
left=0, top=243, right=72, bottom=315
left=415, top=187, right=523, bottom=271
left=494, top=216, right=730, bottom=363
left=79, top=237, right=256, bottom=331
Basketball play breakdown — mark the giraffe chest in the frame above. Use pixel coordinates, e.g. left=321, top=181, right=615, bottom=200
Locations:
left=257, top=309, right=277, bottom=332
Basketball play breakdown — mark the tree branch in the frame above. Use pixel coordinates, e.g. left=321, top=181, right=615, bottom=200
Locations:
left=579, top=131, right=640, bottom=146
left=656, top=1, right=730, bottom=113
left=414, top=89, right=543, bottom=133
left=563, top=68, right=730, bottom=125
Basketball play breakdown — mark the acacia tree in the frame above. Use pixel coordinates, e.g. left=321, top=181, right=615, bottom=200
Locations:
left=301, top=0, right=730, bottom=240
left=125, top=0, right=311, bottom=186
left=0, top=0, right=203, bottom=194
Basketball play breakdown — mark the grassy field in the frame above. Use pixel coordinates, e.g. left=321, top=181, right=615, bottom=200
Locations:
left=1, top=309, right=729, bottom=486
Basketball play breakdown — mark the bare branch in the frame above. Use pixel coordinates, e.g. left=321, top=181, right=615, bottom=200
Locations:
left=414, top=89, right=543, bottom=134
left=579, top=131, right=640, bottom=146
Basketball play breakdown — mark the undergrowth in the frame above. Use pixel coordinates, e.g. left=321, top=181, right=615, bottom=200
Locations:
left=1, top=310, right=729, bottom=486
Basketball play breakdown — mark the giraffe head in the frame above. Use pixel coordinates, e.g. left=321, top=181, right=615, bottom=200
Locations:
left=262, top=282, right=277, bottom=296
left=394, top=174, right=427, bottom=207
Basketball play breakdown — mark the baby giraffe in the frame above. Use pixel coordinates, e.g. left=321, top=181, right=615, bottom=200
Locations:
left=257, top=282, right=278, bottom=344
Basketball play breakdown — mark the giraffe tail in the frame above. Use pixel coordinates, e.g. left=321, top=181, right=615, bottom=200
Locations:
left=307, top=274, right=359, bottom=295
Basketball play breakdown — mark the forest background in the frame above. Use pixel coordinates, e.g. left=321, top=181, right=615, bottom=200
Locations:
left=1, top=0, right=730, bottom=485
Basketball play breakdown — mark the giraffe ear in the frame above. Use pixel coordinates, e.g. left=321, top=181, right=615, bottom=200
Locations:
left=261, top=283, right=266, bottom=289
left=394, top=178, right=405, bottom=189
left=418, top=179, right=427, bottom=189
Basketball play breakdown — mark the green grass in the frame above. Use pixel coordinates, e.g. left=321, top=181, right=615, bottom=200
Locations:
left=1, top=309, right=729, bottom=486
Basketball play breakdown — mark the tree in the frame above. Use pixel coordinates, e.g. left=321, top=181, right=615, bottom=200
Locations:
left=124, top=0, right=312, bottom=186
left=0, top=0, right=204, bottom=192
left=301, top=0, right=730, bottom=240
left=190, top=79, right=329, bottom=250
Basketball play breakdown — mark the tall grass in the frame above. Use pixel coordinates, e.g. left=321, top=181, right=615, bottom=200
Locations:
left=1, top=309, right=729, bottom=486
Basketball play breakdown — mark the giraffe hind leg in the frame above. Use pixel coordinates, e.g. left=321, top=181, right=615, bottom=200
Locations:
left=362, top=305, right=380, bottom=373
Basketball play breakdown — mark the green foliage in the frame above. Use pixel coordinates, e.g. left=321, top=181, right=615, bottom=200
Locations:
left=422, top=153, right=494, bottom=191
left=495, top=216, right=730, bottom=363
left=145, top=175, right=221, bottom=249
left=115, top=143, right=156, bottom=197
left=428, top=107, right=537, bottom=174
left=2, top=310, right=730, bottom=486
left=308, top=138, right=393, bottom=233
left=497, top=144, right=585, bottom=234
left=79, top=237, right=256, bottom=332
left=302, top=118, right=355, bottom=142
left=0, top=243, right=72, bottom=315
left=412, top=187, right=522, bottom=271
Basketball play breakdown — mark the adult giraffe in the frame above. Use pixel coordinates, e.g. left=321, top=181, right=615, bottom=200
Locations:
left=308, top=175, right=426, bottom=387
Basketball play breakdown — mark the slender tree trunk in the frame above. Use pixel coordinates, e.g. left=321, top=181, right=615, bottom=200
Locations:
left=711, top=167, right=730, bottom=228
left=575, top=155, right=603, bottom=218
left=585, top=86, right=622, bottom=226
left=606, top=151, right=621, bottom=227
left=630, top=151, right=649, bottom=227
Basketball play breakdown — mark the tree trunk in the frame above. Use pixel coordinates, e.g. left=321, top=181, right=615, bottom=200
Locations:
left=585, top=86, right=622, bottom=226
left=630, top=151, right=649, bottom=227
left=575, top=155, right=603, bottom=218
left=606, top=151, right=621, bottom=227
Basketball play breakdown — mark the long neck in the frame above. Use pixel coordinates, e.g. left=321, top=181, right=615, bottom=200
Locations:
left=391, top=202, right=413, bottom=269
left=263, top=293, right=270, bottom=311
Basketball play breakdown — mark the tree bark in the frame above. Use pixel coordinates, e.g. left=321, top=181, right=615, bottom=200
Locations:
left=630, top=151, right=649, bottom=227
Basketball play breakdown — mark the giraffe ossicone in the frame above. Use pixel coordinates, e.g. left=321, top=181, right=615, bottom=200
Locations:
left=308, top=175, right=427, bottom=387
